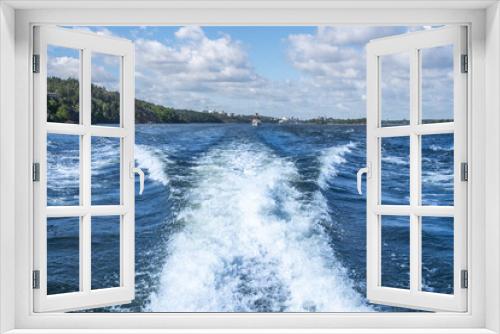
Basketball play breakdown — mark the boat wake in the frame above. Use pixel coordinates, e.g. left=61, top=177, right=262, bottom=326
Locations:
left=318, top=142, right=356, bottom=190
left=135, top=144, right=170, bottom=186
left=146, top=140, right=370, bottom=312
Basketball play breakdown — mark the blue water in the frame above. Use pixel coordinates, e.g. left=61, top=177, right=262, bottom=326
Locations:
left=46, top=123, right=454, bottom=312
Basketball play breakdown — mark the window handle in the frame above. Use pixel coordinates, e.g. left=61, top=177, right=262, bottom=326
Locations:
left=130, top=162, right=145, bottom=195
left=357, top=163, right=371, bottom=195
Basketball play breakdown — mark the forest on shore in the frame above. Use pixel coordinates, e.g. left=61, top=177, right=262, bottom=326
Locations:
left=47, top=77, right=370, bottom=125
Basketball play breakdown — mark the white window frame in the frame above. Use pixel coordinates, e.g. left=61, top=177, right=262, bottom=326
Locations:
left=365, top=26, right=468, bottom=312
left=0, top=1, right=499, bottom=333
left=32, top=26, right=136, bottom=312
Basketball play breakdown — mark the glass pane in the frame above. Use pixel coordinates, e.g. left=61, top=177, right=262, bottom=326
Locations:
left=381, top=216, right=410, bottom=289
left=91, top=216, right=120, bottom=290
left=381, top=136, right=410, bottom=205
left=47, top=217, right=80, bottom=295
left=421, top=45, right=454, bottom=123
left=91, top=52, right=121, bottom=126
left=47, top=45, right=80, bottom=124
left=380, top=52, right=410, bottom=127
left=421, top=134, right=454, bottom=206
left=47, top=134, right=80, bottom=206
left=421, top=217, right=454, bottom=294
left=91, top=136, right=121, bottom=205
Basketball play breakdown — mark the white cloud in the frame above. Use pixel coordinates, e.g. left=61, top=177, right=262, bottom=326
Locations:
left=47, top=56, right=79, bottom=79
left=133, top=26, right=266, bottom=110
left=48, top=54, right=120, bottom=91
left=49, top=25, right=451, bottom=120
left=48, top=27, right=120, bottom=90
left=133, top=26, right=395, bottom=118
left=174, top=26, right=205, bottom=41
left=286, top=26, right=410, bottom=80
left=285, top=26, right=441, bottom=119
left=132, top=25, right=379, bottom=119
left=285, top=27, right=375, bottom=118
left=91, top=54, right=121, bottom=90
left=420, top=45, right=454, bottom=119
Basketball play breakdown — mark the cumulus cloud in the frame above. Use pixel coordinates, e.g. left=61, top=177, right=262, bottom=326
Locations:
left=421, top=45, right=454, bottom=119
left=286, top=26, right=408, bottom=80
left=51, top=25, right=452, bottom=120
left=136, top=27, right=258, bottom=85
left=174, top=26, right=205, bottom=41
left=285, top=26, right=453, bottom=119
left=47, top=56, right=80, bottom=79
left=135, top=25, right=428, bottom=118
left=380, top=53, right=410, bottom=120
left=133, top=26, right=265, bottom=110
left=47, top=54, right=121, bottom=91
left=285, top=27, right=380, bottom=117
left=91, top=53, right=121, bottom=91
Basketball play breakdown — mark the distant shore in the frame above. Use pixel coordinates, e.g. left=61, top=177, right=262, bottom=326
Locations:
left=47, top=77, right=450, bottom=126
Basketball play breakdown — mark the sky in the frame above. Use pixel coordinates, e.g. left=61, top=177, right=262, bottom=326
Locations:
left=47, top=25, right=454, bottom=120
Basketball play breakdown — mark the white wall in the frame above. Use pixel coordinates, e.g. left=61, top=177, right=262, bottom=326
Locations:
left=1, top=2, right=498, bottom=332
left=0, top=2, right=16, bottom=333
left=485, top=2, right=500, bottom=333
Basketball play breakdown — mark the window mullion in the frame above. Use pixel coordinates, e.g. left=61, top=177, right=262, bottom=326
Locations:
left=80, top=47, right=92, bottom=293
left=409, top=48, right=421, bottom=293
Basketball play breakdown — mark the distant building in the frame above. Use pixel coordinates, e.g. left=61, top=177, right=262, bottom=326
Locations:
left=278, top=117, right=288, bottom=124
left=251, top=113, right=261, bottom=127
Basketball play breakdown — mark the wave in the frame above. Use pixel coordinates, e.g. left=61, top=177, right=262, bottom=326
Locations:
left=47, top=152, right=79, bottom=188
left=146, top=141, right=369, bottom=312
left=135, top=144, right=170, bottom=186
left=429, top=144, right=453, bottom=152
left=382, top=155, right=408, bottom=166
left=47, top=136, right=80, bottom=190
left=318, top=142, right=356, bottom=190
left=91, top=137, right=121, bottom=171
left=422, top=171, right=453, bottom=184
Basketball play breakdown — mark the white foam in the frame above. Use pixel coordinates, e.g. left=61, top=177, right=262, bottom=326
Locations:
left=91, top=139, right=121, bottom=173
left=47, top=155, right=79, bottom=187
left=318, top=142, right=356, bottom=190
left=429, top=144, right=453, bottom=152
left=146, top=141, right=369, bottom=312
left=47, top=144, right=79, bottom=190
left=423, top=171, right=453, bottom=185
left=135, top=144, right=170, bottom=186
left=381, top=155, right=408, bottom=166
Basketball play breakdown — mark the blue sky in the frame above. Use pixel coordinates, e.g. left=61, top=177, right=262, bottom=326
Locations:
left=48, top=26, right=453, bottom=120
left=90, top=26, right=313, bottom=80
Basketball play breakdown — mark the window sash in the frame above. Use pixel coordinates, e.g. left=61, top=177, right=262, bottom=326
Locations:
left=32, top=26, right=136, bottom=312
left=365, top=26, right=468, bottom=312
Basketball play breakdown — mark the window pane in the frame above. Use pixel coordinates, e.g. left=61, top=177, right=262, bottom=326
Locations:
left=421, top=217, right=454, bottom=294
left=91, top=53, right=121, bottom=126
left=91, top=136, right=121, bottom=205
left=421, top=134, right=454, bottom=206
left=381, top=216, right=410, bottom=289
left=91, top=216, right=120, bottom=290
left=381, top=136, right=410, bottom=205
left=47, top=134, right=80, bottom=206
left=47, top=217, right=80, bottom=295
left=47, top=45, right=80, bottom=124
left=421, top=45, right=454, bottom=123
left=380, top=52, right=410, bottom=127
